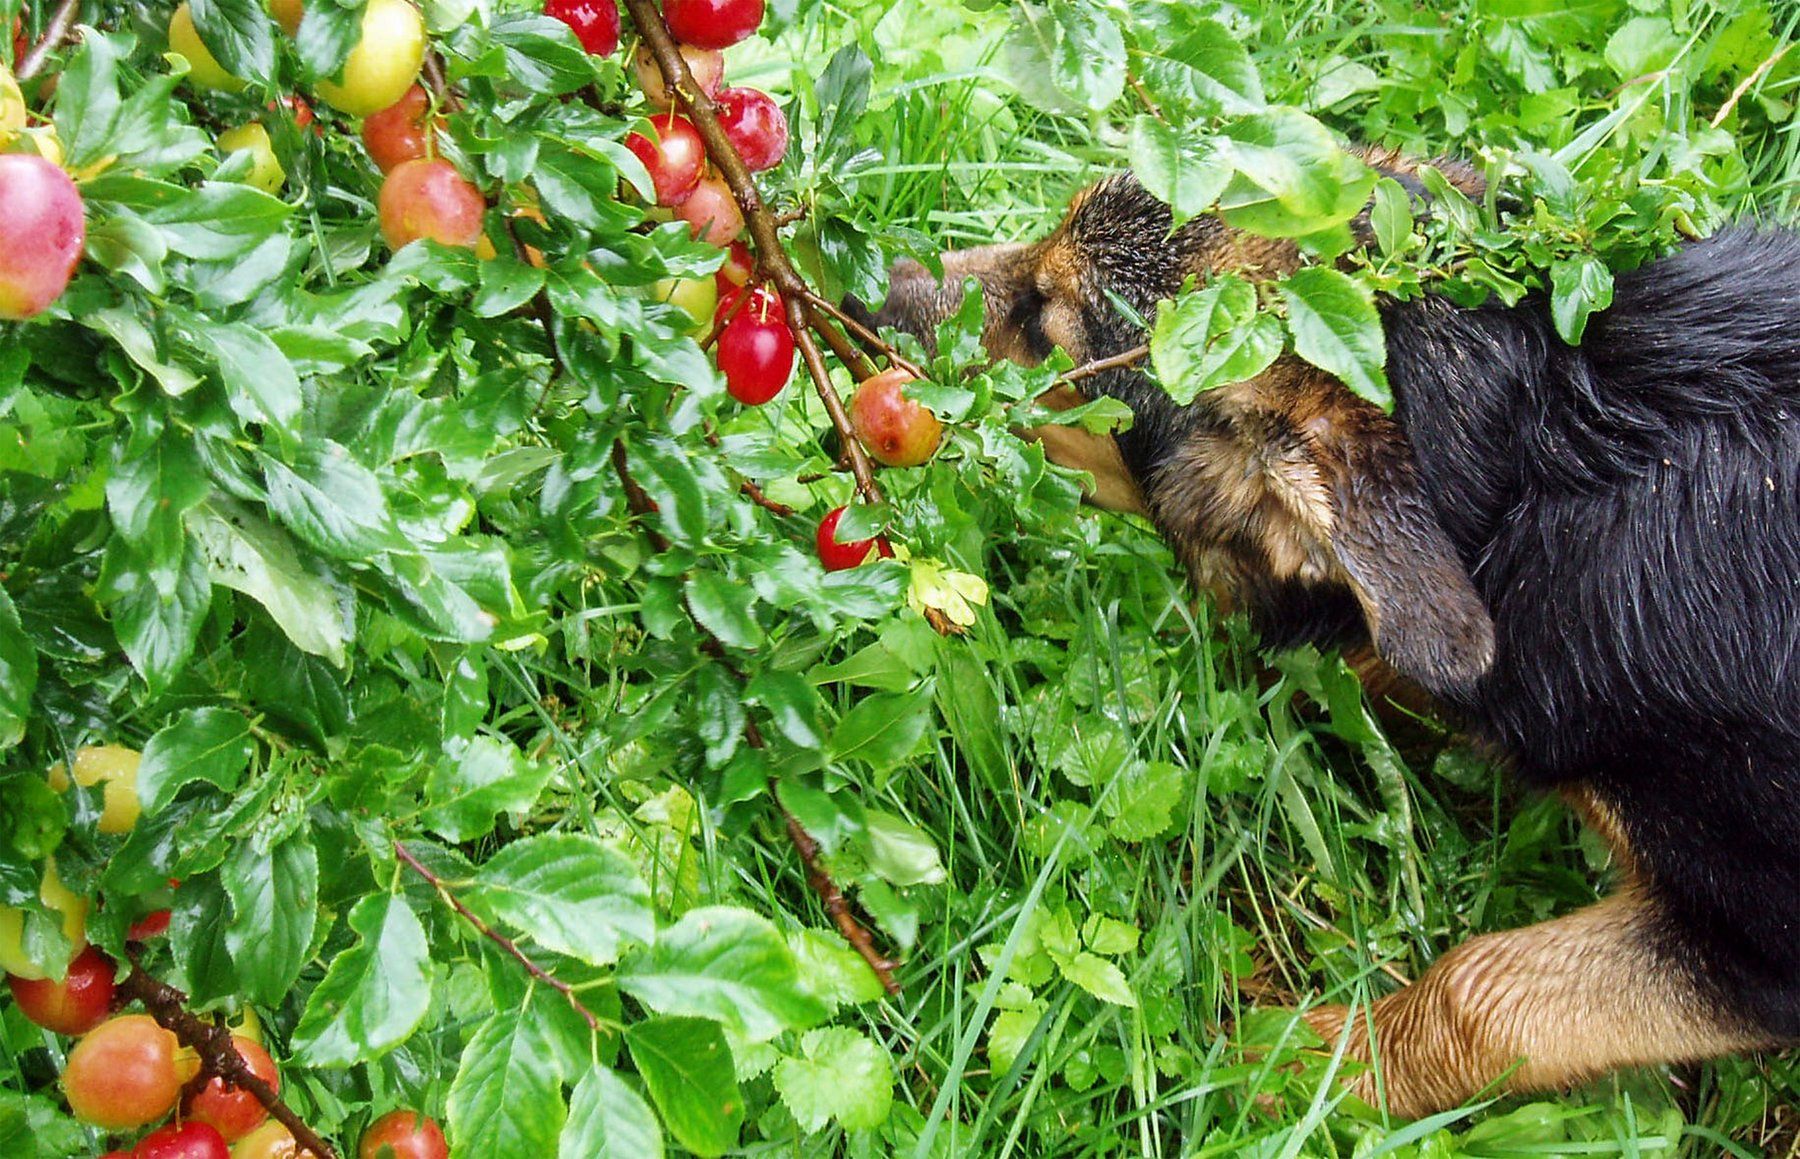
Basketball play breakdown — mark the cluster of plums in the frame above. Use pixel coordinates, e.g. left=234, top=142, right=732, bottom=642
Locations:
left=0, top=747, right=443, bottom=1159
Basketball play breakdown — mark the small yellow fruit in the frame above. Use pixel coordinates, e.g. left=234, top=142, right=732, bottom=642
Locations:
left=268, top=0, right=305, bottom=37
left=653, top=276, right=718, bottom=339
left=218, top=123, right=286, bottom=193
left=0, top=862, right=90, bottom=980
left=169, top=3, right=247, bottom=93
left=0, top=66, right=24, bottom=147
left=314, top=0, right=425, bottom=117
left=49, top=744, right=142, bottom=835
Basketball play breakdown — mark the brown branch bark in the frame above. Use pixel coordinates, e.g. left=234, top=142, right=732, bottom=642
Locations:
left=1057, top=343, right=1149, bottom=389
left=782, top=807, right=901, bottom=995
left=116, top=951, right=337, bottom=1159
left=393, top=842, right=606, bottom=1034
left=609, top=439, right=672, bottom=553
left=17, top=0, right=77, bottom=81
left=804, top=290, right=924, bottom=381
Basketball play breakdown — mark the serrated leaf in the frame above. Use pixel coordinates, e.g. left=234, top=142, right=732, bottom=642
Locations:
left=1280, top=266, right=1390, bottom=408
left=144, top=183, right=291, bottom=260
left=470, top=834, right=654, bottom=967
left=1128, top=118, right=1229, bottom=225
left=262, top=441, right=401, bottom=558
left=560, top=1067, right=664, bottom=1159
left=626, top=1017, right=743, bottom=1159
left=862, top=809, right=946, bottom=887
left=684, top=572, right=762, bottom=649
left=1218, top=109, right=1375, bottom=238
left=1133, top=16, right=1264, bottom=119
left=773, top=1027, right=894, bottom=1133
left=223, top=830, right=318, bottom=1006
left=1057, top=950, right=1137, bottom=1007
left=179, top=317, right=303, bottom=435
left=619, top=907, right=828, bottom=1042
left=1150, top=276, right=1284, bottom=404
left=1002, top=0, right=1126, bottom=115
left=138, top=706, right=252, bottom=814
left=291, top=893, right=431, bottom=1065
left=423, top=736, right=552, bottom=842
left=189, top=500, right=352, bottom=665
left=97, top=536, right=212, bottom=695
left=294, top=0, right=364, bottom=80
left=448, top=1010, right=568, bottom=1156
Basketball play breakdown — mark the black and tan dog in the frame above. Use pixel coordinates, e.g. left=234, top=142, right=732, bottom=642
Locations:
left=857, top=155, right=1800, bottom=1117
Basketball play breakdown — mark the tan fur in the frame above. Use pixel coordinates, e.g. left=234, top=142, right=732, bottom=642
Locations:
left=1024, top=387, right=1147, bottom=515
left=1305, top=886, right=1769, bottom=1117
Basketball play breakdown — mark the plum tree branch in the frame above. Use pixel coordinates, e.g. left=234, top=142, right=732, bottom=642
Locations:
left=393, top=841, right=608, bottom=1034
left=17, top=0, right=78, bottom=82
left=621, top=0, right=886, bottom=505
left=1057, top=343, right=1149, bottom=388
left=116, top=951, right=338, bottom=1159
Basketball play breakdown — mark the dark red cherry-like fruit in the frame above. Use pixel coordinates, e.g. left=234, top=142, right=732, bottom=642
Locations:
left=624, top=113, right=705, bottom=207
left=815, top=507, right=876, bottom=571
left=715, top=87, right=787, bottom=172
left=545, top=0, right=619, bottom=56
left=662, top=0, right=763, bottom=50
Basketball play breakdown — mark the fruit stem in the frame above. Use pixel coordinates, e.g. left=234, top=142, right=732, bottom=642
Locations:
left=115, top=952, right=339, bottom=1159
left=17, top=0, right=78, bottom=82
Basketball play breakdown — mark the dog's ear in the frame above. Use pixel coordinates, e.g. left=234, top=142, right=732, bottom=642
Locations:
left=1307, top=405, right=1495, bottom=698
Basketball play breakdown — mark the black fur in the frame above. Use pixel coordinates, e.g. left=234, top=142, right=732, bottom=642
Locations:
left=1383, top=233, right=1800, bottom=1036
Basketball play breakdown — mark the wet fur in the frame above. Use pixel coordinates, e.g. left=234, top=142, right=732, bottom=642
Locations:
left=861, top=162, right=1800, bottom=1111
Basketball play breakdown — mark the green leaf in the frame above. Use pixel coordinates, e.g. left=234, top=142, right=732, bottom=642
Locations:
left=293, top=0, right=364, bottom=79
left=189, top=500, right=352, bottom=665
left=619, top=907, right=828, bottom=1041
left=0, top=587, right=36, bottom=750
left=1127, top=118, right=1230, bottom=225
left=1102, top=760, right=1189, bottom=842
left=1001, top=0, right=1126, bottom=115
left=773, top=1027, right=894, bottom=1133
left=144, top=183, right=292, bottom=261
left=1150, top=276, right=1284, bottom=404
left=262, top=442, right=402, bottom=558
left=178, top=317, right=304, bottom=435
left=560, top=1067, right=665, bottom=1159
left=97, top=536, right=212, bottom=695
left=1549, top=254, right=1614, bottom=344
left=470, top=834, right=654, bottom=967
left=1370, top=177, right=1414, bottom=257
left=862, top=809, right=947, bottom=887
left=1133, top=16, right=1264, bottom=119
left=448, top=1011, right=569, bottom=1156
left=1217, top=109, right=1375, bottom=238
left=223, top=829, right=319, bottom=1006
left=106, top=424, right=210, bottom=595
left=473, top=257, right=546, bottom=318
left=1280, top=266, right=1391, bottom=409
left=423, top=737, right=553, bottom=843
left=1056, top=950, right=1137, bottom=1007
left=684, top=572, right=763, bottom=649
left=829, top=687, right=933, bottom=772
left=191, top=0, right=278, bottom=88
left=138, top=706, right=253, bottom=815
left=626, top=1017, right=743, bottom=1159
left=291, top=893, right=432, bottom=1066
left=490, top=13, right=597, bottom=94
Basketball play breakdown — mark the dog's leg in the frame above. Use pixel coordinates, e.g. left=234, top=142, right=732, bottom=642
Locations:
left=1304, top=885, right=1770, bottom=1117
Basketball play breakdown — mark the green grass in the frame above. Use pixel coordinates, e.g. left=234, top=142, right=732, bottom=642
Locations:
left=720, top=2, right=1800, bottom=1155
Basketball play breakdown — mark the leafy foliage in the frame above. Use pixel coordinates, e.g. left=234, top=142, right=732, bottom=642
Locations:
left=1, top=0, right=1797, bottom=1156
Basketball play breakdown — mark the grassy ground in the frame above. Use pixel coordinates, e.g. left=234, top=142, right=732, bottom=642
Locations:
left=729, top=3, right=1800, bottom=1155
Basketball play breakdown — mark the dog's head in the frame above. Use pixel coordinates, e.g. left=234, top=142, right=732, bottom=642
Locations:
left=858, top=171, right=1495, bottom=698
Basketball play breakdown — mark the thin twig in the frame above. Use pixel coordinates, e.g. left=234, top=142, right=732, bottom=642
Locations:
left=421, top=50, right=457, bottom=112
left=1711, top=42, right=1792, bottom=127
left=803, top=291, right=922, bottom=380
left=116, top=952, right=337, bottom=1159
left=610, top=439, right=671, bottom=552
left=393, top=841, right=605, bottom=1034
left=1056, top=343, right=1149, bottom=389
left=782, top=807, right=901, bottom=995
left=17, top=0, right=78, bottom=81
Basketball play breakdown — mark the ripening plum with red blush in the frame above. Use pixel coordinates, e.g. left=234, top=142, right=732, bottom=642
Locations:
left=545, top=0, right=619, bottom=56
left=663, top=0, right=764, bottom=49
left=715, top=87, right=787, bottom=172
left=624, top=113, right=705, bottom=206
